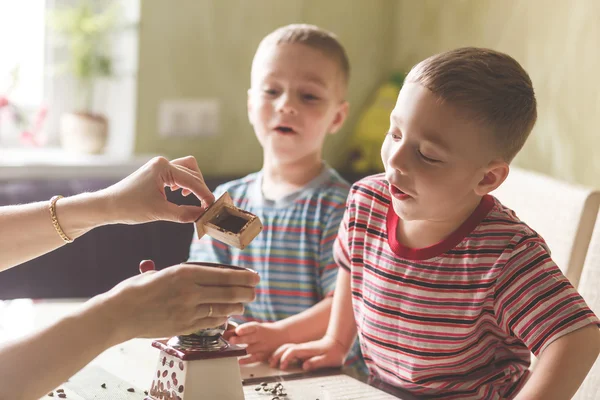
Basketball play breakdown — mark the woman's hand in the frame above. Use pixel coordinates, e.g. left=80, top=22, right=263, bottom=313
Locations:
left=96, top=260, right=259, bottom=342
left=101, top=156, right=215, bottom=225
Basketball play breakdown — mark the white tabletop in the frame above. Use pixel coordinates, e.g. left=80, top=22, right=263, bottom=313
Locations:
left=0, top=299, right=414, bottom=399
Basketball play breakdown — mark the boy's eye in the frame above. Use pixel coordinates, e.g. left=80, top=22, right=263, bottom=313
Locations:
left=302, top=94, right=319, bottom=101
left=418, top=150, right=440, bottom=163
left=387, top=131, right=402, bottom=141
left=263, top=89, right=278, bottom=96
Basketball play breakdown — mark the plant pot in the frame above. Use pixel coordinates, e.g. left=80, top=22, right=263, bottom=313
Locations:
left=59, top=112, right=108, bottom=154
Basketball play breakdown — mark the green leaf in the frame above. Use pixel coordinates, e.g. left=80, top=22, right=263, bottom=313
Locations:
left=46, top=0, right=121, bottom=110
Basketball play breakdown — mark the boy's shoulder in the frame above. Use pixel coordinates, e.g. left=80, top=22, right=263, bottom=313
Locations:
left=482, top=195, right=550, bottom=252
left=317, top=166, right=352, bottom=195
left=349, top=173, right=390, bottom=200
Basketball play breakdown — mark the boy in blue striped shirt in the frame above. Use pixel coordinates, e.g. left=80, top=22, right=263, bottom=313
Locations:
left=188, top=24, right=362, bottom=368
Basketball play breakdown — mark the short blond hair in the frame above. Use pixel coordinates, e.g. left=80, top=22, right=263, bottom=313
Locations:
left=407, top=47, right=537, bottom=161
left=253, top=24, right=350, bottom=89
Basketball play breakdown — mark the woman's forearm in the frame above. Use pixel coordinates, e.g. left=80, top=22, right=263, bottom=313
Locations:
left=0, top=295, right=125, bottom=400
left=0, top=191, right=111, bottom=272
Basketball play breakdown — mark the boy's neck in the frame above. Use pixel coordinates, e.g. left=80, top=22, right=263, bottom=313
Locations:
left=261, top=155, right=324, bottom=201
left=396, top=196, right=483, bottom=249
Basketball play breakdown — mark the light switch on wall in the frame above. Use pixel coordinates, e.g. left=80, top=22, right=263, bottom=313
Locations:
left=158, top=99, right=220, bottom=137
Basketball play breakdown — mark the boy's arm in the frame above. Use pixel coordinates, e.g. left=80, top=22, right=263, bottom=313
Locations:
left=269, top=202, right=349, bottom=345
left=270, top=267, right=357, bottom=370
left=230, top=290, right=334, bottom=364
left=321, top=266, right=358, bottom=353
left=514, top=324, right=600, bottom=400
left=495, top=240, right=600, bottom=399
left=270, top=296, right=333, bottom=343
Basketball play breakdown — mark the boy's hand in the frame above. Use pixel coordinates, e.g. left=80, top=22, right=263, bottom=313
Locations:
left=228, top=322, right=289, bottom=365
left=269, top=336, right=346, bottom=371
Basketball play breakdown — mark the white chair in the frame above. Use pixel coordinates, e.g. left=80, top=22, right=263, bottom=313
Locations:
left=573, top=211, right=600, bottom=399
left=492, top=167, right=600, bottom=288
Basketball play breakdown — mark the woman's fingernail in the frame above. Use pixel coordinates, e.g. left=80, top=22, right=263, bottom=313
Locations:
left=139, top=260, right=156, bottom=273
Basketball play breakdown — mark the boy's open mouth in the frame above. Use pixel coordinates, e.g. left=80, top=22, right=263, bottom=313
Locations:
left=274, top=125, right=296, bottom=135
left=390, top=184, right=412, bottom=200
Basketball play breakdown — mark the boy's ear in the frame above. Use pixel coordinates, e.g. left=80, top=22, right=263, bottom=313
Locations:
left=327, top=101, right=349, bottom=134
left=475, top=159, right=509, bottom=196
left=247, top=89, right=254, bottom=126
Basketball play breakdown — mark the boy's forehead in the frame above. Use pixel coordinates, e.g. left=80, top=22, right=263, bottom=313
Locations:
left=395, top=84, right=466, bottom=127
left=251, top=43, right=347, bottom=93
left=393, top=83, right=492, bottom=153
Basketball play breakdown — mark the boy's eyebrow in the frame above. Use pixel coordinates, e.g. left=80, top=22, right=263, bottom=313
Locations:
left=263, top=72, right=329, bottom=89
left=301, top=74, right=329, bottom=88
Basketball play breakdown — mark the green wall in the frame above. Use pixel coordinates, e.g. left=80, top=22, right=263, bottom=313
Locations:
left=135, top=0, right=396, bottom=177
left=137, top=0, right=600, bottom=188
left=392, top=0, right=600, bottom=188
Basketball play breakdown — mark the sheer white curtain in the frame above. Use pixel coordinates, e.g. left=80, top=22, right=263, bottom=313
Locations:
left=0, top=0, right=139, bottom=157
left=0, top=0, right=46, bottom=146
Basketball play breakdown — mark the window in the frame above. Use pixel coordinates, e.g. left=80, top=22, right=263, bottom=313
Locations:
left=0, top=0, right=139, bottom=159
left=0, top=0, right=46, bottom=146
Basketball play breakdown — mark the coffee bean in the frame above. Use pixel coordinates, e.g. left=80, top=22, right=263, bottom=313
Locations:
left=47, top=393, right=54, bottom=397
left=144, top=391, right=148, bottom=395
left=56, top=389, right=64, bottom=393
left=169, top=360, right=174, bottom=368
left=179, top=361, right=184, bottom=371
left=101, top=383, right=106, bottom=389
left=178, top=385, right=184, bottom=393
left=127, top=388, right=135, bottom=392
left=255, top=386, right=261, bottom=391
left=57, top=394, right=66, bottom=399
left=162, top=357, right=166, bottom=366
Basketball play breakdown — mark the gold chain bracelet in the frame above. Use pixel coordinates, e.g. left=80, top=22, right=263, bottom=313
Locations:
left=49, top=195, right=73, bottom=244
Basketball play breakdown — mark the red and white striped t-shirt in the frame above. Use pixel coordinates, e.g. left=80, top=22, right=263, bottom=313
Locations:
left=334, top=174, right=599, bottom=399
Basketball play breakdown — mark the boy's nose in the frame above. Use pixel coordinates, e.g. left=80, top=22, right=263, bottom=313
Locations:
left=388, top=144, right=410, bottom=174
left=276, top=95, right=298, bottom=115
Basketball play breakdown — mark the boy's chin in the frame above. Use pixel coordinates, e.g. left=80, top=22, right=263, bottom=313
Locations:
left=391, top=199, right=423, bottom=221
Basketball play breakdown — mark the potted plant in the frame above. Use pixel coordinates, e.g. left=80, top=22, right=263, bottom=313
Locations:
left=48, top=1, right=118, bottom=154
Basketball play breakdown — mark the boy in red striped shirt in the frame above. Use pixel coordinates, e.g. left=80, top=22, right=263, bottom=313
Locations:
left=271, top=47, right=600, bottom=399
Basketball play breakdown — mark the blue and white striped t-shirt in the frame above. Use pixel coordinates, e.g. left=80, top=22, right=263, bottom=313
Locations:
left=188, top=165, right=349, bottom=322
